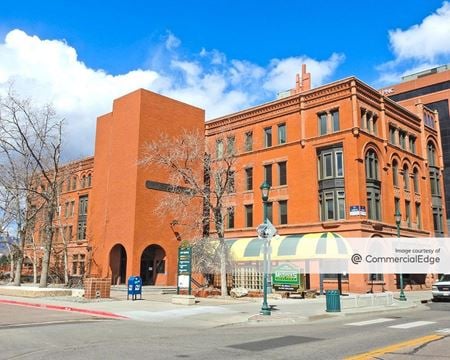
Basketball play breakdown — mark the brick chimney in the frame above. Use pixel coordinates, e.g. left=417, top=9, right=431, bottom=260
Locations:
left=291, top=64, right=311, bottom=95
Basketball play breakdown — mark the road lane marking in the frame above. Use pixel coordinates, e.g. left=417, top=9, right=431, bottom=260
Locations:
left=345, top=334, right=443, bottom=359
left=345, top=318, right=396, bottom=326
left=388, top=321, right=435, bottom=329
left=436, top=328, right=450, bottom=334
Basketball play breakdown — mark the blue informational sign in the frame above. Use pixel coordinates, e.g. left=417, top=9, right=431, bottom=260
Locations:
left=127, top=276, right=142, bottom=300
left=349, top=205, right=367, bottom=216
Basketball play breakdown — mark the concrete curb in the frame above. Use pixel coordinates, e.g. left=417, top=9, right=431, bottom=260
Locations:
left=0, top=299, right=129, bottom=320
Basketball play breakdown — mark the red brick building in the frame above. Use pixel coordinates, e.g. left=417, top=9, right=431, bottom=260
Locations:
left=381, top=64, right=450, bottom=233
left=28, top=68, right=447, bottom=293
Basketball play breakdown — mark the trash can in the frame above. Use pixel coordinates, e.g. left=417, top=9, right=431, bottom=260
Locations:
left=325, top=289, right=341, bottom=312
left=127, top=276, right=143, bottom=300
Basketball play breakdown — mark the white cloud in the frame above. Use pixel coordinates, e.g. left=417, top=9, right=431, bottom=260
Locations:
left=0, top=29, right=343, bottom=159
left=165, top=32, right=181, bottom=50
left=389, top=2, right=450, bottom=61
left=377, top=2, right=450, bottom=85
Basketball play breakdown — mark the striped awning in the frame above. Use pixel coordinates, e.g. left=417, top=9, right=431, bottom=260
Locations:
left=227, top=232, right=352, bottom=262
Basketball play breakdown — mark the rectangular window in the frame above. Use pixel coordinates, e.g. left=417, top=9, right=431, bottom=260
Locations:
left=415, top=203, right=421, bottom=229
left=226, top=136, right=235, bottom=155
left=72, top=255, right=78, bottom=275
left=335, top=151, right=344, bottom=177
left=79, top=196, right=88, bottom=216
left=332, top=110, right=339, bottom=131
left=337, top=191, right=345, bottom=219
left=372, top=116, right=378, bottom=135
left=264, top=164, right=272, bottom=186
left=323, top=153, right=333, bottom=178
left=399, top=131, right=406, bottom=149
left=361, top=109, right=367, bottom=129
left=245, top=132, right=253, bottom=152
left=325, top=192, right=335, bottom=220
left=278, top=161, right=287, bottom=186
left=226, top=170, right=235, bottom=193
left=216, top=139, right=224, bottom=159
left=266, top=202, right=273, bottom=223
left=279, top=200, right=288, bottom=225
left=405, top=200, right=411, bottom=227
left=77, top=195, right=88, bottom=240
left=264, top=127, right=272, bottom=147
left=389, top=126, right=396, bottom=144
left=226, top=207, right=234, bottom=229
left=245, top=167, right=253, bottom=191
left=409, top=136, right=416, bottom=154
left=319, top=113, right=327, bottom=135
left=79, top=255, right=85, bottom=275
left=77, top=222, right=86, bottom=240
left=367, top=190, right=381, bottom=221
left=245, top=204, right=253, bottom=228
left=278, top=123, right=286, bottom=144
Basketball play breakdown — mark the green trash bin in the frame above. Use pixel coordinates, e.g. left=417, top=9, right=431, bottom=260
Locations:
left=325, top=290, right=341, bottom=312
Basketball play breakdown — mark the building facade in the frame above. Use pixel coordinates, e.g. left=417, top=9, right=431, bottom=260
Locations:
left=381, top=64, right=450, bottom=232
left=28, top=70, right=447, bottom=293
left=206, top=76, right=446, bottom=293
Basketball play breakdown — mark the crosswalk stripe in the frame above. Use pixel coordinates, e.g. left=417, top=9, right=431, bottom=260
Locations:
left=388, top=321, right=435, bottom=329
left=346, top=318, right=396, bottom=326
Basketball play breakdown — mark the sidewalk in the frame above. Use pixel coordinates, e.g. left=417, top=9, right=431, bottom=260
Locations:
left=0, top=285, right=434, bottom=328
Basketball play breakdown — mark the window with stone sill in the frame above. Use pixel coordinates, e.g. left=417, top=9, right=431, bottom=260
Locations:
left=318, top=109, right=340, bottom=136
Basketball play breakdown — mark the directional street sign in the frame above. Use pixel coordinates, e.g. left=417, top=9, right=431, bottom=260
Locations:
left=256, top=219, right=277, bottom=238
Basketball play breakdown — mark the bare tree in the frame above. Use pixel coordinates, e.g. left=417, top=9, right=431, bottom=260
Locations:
left=141, top=128, right=237, bottom=296
left=0, top=88, right=63, bottom=287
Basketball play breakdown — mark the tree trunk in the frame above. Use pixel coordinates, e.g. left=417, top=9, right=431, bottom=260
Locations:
left=63, top=246, right=69, bottom=284
left=39, top=242, right=51, bottom=288
left=13, top=230, right=25, bottom=286
left=220, top=240, right=227, bottom=296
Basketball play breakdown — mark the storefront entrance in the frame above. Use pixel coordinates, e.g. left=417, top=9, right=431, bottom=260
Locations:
left=140, top=244, right=166, bottom=285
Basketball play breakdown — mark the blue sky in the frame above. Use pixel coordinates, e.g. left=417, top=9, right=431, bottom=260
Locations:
left=0, top=0, right=449, bottom=159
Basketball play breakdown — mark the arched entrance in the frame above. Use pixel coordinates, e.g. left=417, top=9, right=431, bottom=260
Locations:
left=140, top=245, right=166, bottom=285
left=109, top=244, right=127, bottom=285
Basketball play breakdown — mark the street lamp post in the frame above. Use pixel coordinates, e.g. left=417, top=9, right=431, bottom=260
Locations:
left=260, top=181, right=271, bottom=316
left=395, top=209, right=407, bottom=301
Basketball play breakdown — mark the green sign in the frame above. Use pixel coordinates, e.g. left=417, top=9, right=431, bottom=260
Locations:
left=177, top=245, right=192, bottom=295
left=272, top=264, right=302, bottom=292
left=178, top=247, right=192, bottom=275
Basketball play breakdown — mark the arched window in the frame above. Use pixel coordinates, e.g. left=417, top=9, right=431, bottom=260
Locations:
left=413, top=168, right=419, bottom=193
left=427, top=142, right=436, bottom=167
left=365, top=149, right=381, bottom=220
left=365, top=150, right=379, bottom=180
left=403, top=165, right=409, bottom=190
left=392, top=160, right=398, bottom=186
left=87, top=174, right=92, bottom=187
left=72, top=176, right=77, bottom=191
left=81, top=175, right=86, bottom=188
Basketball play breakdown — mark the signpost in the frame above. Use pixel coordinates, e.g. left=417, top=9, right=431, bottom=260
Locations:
left=177, top=243, right=192, bottom=295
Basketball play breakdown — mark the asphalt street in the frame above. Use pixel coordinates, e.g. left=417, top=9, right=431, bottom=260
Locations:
left=0, top=300, right=449, bottom=359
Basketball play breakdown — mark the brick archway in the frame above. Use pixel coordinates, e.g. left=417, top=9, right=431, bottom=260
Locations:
left=109, top=244, right=127, bottom=285
left=140, top=245, right=166, bottom=285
